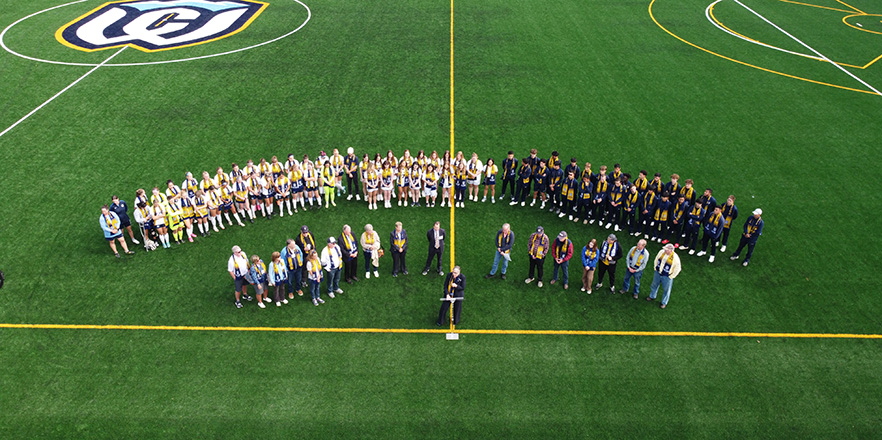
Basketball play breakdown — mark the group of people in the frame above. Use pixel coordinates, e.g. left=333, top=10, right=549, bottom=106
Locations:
left=100, top=147, right=764, bottom=268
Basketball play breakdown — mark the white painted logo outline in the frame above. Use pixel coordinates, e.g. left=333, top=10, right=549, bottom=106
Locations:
left=0, top=0, right=311, bottom=67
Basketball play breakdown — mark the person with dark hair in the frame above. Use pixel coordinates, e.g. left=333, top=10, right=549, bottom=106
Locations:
left=558, top=171, right=578, bottom=220
left=730, top=209, right=764, bottom=267
left=609, top=163, right=622, bottom=184
left=595, top=234, right=623, bottom=293
left=719, top=195, right=739, bottom=253
left=576, top=173, right=594, bottom=225
left=580, top=239, right=599, bottom=293
left=390, top=222, right=408, bottom=277
left=511, top=157, right=532, bottom=206
left=605, top=178, right=625, bottom=229
left=530, top=158, right=548, bottom=208
left=436, top=266, right=465, bottom=326
left=500, top=151, right=518, bottom=201
left=267, top=251, right=289, bottom=307
left=697, top=205, right=725, bottom=262
left=682, top=201, right=705, bottom=252
left=650, top=192, right=672, bottom=242
left=667, top=194, right=689, bottom=246
left=100, top=205, right=134, bottom=258
left=481, top=158, right=497, bottom=203
left=296, top=225, right=316, bottom=287
left=525, top=226, right=549, bottom=288
left=589, top=173, right=608, bottom=224
left=622, top=184, right=639, bottom=233
left=339, top=225, right=359, bottom=283
left=109, top=196, right=139, bottom=245
left=423, top=222, right=446, bottom=276
left=546, top=160, right=564, bottom=212
left=698, top=188, right=717, bottom=222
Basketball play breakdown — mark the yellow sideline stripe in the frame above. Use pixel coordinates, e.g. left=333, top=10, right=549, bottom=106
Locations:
left=777, top=0, right=854, bottom=13
left=1, top=323, right=881, bottom=339
left=836, top=0, right=866, bottom=14
left=449, top=0, right=456, bottom=272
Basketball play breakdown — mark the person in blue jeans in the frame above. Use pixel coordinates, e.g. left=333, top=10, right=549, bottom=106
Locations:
left=550, top=231, right=573, bottom=290
left=306, top=250, right=324, bottom=306
left=280, top=239, right=304, bottom=297
left=648, top=244, right=682, bottom=309
left=620, top=239, right=650, bottom=299
left=485, top=223, right=514, bottom=280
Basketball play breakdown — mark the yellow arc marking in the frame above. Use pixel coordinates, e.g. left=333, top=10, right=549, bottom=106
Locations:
left=1, top=323, right=881, bottom=339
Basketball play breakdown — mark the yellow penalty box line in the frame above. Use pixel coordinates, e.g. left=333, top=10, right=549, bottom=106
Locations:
left=1, top=323, right=881, bottom=339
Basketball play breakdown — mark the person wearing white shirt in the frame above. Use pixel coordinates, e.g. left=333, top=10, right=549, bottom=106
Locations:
left=320, top=237, right=344, bottom=298
left=466, top=153, right=483, bottom=201
left=360, top=224, right=381, bottom=279
left=227, top=245, right=253, bottom=308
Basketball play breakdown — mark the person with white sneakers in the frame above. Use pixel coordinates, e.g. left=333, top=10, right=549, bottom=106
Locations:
left=620, top=239, right=650, bottom=299
left=320, top=237, right=344, bottom=299
left=361, top=223, right=381, bottom=279
left=481, top=157, right=497, bottom=203
left=344, top=147, right=361, bottom=201
left=267, top=252, right=289, bottom=307
left=647, top=243, right=682, bottom=309
left=247, top=254, right=270, bottom=308
left=697, top=205, right=724, bottom=263
left=466, top=152, right=483, bottom=202
left=306, top=250, right=324, bottom=306
left=730, top=208, right=764, bottom=267
left=228, top=245, right=253, bottom=308
left=525, top=226, right=549, bottom=288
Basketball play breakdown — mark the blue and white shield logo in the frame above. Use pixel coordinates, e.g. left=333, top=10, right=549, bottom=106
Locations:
left=56, top=0, right=268, bottom=52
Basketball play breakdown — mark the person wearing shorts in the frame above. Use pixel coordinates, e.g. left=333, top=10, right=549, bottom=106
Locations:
left=481, top=157, right=497, bottom=203
left=423, top=164, right=438, bottom=207
left=100, top=205, right=134, bottom=257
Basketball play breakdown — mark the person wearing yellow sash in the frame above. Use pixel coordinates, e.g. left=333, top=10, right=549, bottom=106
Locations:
left=525, top=226, right=549, bottom=287
left=729, top=208, right=764, bottom=267
left=344, top=148, right=361, bottom=201
left=280, top=239, right=304, bottom=297
left=485, top=223, right=514, bottom=280
left=647, top=244, right=682, bottom=309
left=100, top=205, right=134, bottom=257
left=339, top=225, right=360, bottom=283
left=193, top=190, right=210, bottom=237
left=396, top=162, right=411, bottom=207
left=321, top=161, right=337, bottom=208
left=481, top=157, right=498, bottom=203
left=365, top=163, right=380, bottom=210
left=697, top=205, right=725, bottom=263
left=595, top=234, right=623, bottom=293
left=360, top=223, right=381, bottom=279
left=249, top=254, right=270, bottom=308
left=620, top=239, right=650, bottom=299
left=550, top=231, right=574, bottom=290
left=227, top=245, right=253, bottom=308
left=306, top=250, right=325, bottom=306
left=166, top=195, right=185, bottom=245
left=389, top=222, right=409, bottom=277
left=580, top=239, right=599, bottom=293
left=267, top=252, right=289, bottom=307
left=718, top=195, right=739, bottom=253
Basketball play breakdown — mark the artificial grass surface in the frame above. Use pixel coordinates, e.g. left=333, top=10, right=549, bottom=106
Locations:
left=2, top=0, right=882, bottom=436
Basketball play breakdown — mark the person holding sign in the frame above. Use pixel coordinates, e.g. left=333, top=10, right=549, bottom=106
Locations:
left=436, top=266, right=465, bottom=326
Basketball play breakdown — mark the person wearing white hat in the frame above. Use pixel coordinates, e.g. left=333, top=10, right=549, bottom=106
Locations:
left=730, top=209, right=764, bottom=266
left=647, top=243, right=681, bottom=309
left=321, top=237, right=344, bottom=298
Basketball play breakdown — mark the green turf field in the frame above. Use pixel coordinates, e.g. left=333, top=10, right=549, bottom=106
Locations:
left=2, top=0, right=882, bottom=437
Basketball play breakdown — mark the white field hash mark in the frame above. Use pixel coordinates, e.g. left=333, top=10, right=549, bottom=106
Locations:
left=731, top=0, right=882, bottom=96
left=0, top=46, right=127, bottom=139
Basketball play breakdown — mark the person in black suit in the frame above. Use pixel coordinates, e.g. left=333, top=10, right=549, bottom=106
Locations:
left=390, top=221, right=408, bottom=277
left=422, top=221, right=446, bottom=276
left=436, top=265, right=465, bottom=326
left=338, top=224, right=359, bottom=283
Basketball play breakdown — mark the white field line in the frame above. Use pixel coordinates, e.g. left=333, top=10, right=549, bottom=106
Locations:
left=705, top=0, right=820, bottom=62
left=0, top=46, right=127, bottom=139
left=731, top=0, right=882, bottom=96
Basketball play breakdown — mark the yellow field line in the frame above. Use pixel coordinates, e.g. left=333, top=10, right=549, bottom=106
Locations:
left=777, top=0, right=854, bottom=13
left=648, top=0, right=876, bottom=95
left=1, top=323, right=881, bottom=339
left=835, top=0, right=866, bottom=14
left=449, top=0, right=455, bottom=272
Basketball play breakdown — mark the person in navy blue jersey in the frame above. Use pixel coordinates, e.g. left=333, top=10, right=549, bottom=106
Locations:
left=667, top=194, right=689, bottom=246
left=683, top=201, right=705, bottom=252
left=638, top=187, right=658, bottom=238
left=109, top=195, right=139, bottom=245
left=605, top=178, right=626, bottom=230
left=546, top=160, right=564, bottom=212
left=622, top=184, right=640, bottom=233
left=697, top=205, right=725, bottom=262
left=698, top=188, right=717, bottom=222
left=558, top=171, right=579, bottom=220
left=730, top=209, right=764, bottom=266
left=344, top=147, right=361, bottom=201
left=511, top=158, right=533, bottom=206
left=436, top=266, right=465, bottom=326
left=530, top=158, right=548, bottom=208
left=500, top=151, right=518, bottom=201
left=650, top=192, right=672, bottom=242
left=589, top=173, right=609, bottom=224
left=718, top=195, right=739, bottom=253
left=576, top=174, right=594, bottom=225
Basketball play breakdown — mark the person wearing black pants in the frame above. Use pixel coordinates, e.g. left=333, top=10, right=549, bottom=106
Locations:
left=423, top=222, right=446, bottom=275
left=344, top=148, right=361, bottom=201
left=576, top=174, right=593, bottom=224
left=525, top=226, right=549, bottom=287
left=500, top=151, right=518, bottom=201
left=682, top=201, right=705, bottom=252
left=390, top=222, right=408, bottom=276
left=338, top=225, right=359, bottom=283
left=594, top=234, right=623, bottom=293
left=730, top=209, right=763, bottom=266
left=436, top=266, right=465, bottom=326
left=718, top=195, right=738, bottom=252
left=510, top=158, right=533, bottom=206
left=589, top=175, right=608, bottom=224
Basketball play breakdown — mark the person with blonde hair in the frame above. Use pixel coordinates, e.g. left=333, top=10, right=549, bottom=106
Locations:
left=306, top=249, right=324, bottom=306
left=249, top=254, right=270, bottom=308
left=361, top=223, right=381, bottom=279
left=267, top=251, right=288, bottom=307
left=100, top=205, right=134, bottom=258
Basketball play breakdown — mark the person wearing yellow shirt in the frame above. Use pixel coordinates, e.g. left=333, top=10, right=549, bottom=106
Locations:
left=321, top=161, right=337, bottom=208
left=166, top=195, right=185, bottom=245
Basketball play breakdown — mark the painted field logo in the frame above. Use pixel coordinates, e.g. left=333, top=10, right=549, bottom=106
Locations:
left=56, top=0, right=268, bottom=52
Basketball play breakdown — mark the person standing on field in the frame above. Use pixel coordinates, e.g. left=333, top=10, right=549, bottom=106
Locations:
left=580, top=239, right=599, bottom=293
left=550, top=231, right=574, bottom=290
left=647, top=243, right=682, bottom=309
left=730, top=208, right=764, bottom=267
left=525, top=226, right=549, bottom=288
left=620, top=239, right=650, bottom=299
left=100, top=205, right=134, bottom=258
left=390, top=221, right=408, bottom=277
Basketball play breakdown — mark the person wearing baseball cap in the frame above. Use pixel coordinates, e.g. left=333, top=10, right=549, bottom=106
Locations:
left=730, top=208, right=764, bottom=266
left=647, top=243, right=681, bottom=309
left=550, top=231, right=574, bottom=290
left=320, top=236, right=344, bottom=298
left=525, top=226, right=549, bottom=287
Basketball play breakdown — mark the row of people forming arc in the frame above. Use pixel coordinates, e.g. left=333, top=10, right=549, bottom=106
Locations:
left=225, top=222, right=447, bottom=308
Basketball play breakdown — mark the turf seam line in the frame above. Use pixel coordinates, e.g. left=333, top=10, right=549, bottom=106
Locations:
left=1, top=323, right=881, bottom=339
left=0, top=45, right=127, bottom=139
left=731, top=0, right=882, bottom=96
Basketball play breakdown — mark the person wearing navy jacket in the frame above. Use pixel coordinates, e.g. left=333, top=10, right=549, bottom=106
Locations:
left=436, top=266, right=465, bottom=326
left=667, top=194, right=689, bottom=246
left=546, top=161, right=564, bottom=213
left=550, top=231, right=574, bottom=289
left=718, top=195, right=739, bottom=253
left=730, top=209, right=764, bottom=266
left=500, top=151, right=518, bottom=201
left=390, top=222, right=408, bottom=277
left=576, top=174, right=594, bottom=225
left=683, top=201, right=705, bottom=252
left=622, top=184, right=640, bottom=233
left=589, top=174, right=609, bottom=224
left=510, top=158, right=533, bottom=206
left=697, top=205, right=725, bottom=262
left=605, top=178, right=626, bottom=230
left=650, top=192, right=672, bottom=242
left=423, top=222, right=446, bottom=276
left=638, top=188, right=658, bottom=238
left=698, top=188, right=717, bottom=222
